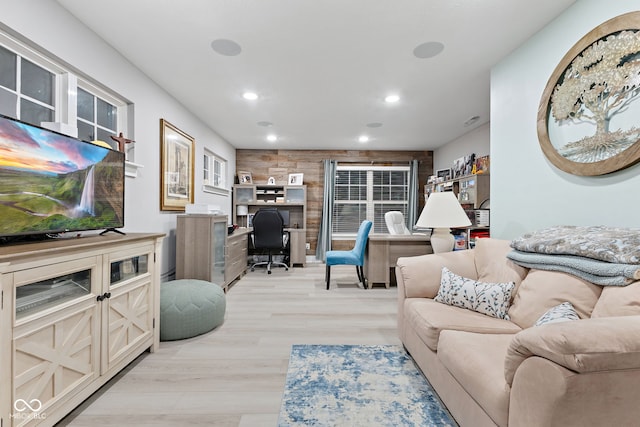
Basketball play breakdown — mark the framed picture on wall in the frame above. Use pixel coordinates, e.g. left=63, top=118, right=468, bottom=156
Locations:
left=288, top=173, right=304, bottom=185
left=160, top=118, right=195, bottom=211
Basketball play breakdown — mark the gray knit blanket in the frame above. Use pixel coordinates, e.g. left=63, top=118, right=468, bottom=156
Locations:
left=510, top=225, right=640, bottom=264
left=507, top=250, right=639, bottom=286
left=509, top=225, right=640, bottom=286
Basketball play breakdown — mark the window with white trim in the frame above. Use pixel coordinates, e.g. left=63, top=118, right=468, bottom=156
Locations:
left=203, top=148, right=228, bottom=194
left=0, top=44, right=55, bottom=126
left=76, top=86, right=119, bottom=148
left=333, top=165, right=410, bottom=235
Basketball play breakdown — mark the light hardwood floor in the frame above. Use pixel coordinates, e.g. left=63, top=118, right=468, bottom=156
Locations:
left=57, top=263, right=401, bottom=426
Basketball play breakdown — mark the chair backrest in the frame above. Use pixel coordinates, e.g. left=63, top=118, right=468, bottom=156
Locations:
left=252, top=209, right=285, bottom=249
left=351, top=220, right=373, bottom=263
left=384, top=211, right=411, bottom=235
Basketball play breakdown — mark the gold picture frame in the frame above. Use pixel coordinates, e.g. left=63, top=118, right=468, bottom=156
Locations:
left=537, top=12, right=640, bottom=176
left=160, top=118, right=195, bottom=211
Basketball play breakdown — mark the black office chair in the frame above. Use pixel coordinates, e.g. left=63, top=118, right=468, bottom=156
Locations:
left=250, top=209, right=289, bottom=274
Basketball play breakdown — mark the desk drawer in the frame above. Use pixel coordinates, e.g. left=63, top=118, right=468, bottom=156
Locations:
left=389, top=244, right=430, bottom=265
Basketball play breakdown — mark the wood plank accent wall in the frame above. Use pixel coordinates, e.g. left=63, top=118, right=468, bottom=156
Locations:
left=236, top=149, right=433, bottom=255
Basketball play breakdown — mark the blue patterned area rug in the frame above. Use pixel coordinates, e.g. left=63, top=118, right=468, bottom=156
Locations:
left=278, top=344, right=457, bottom=426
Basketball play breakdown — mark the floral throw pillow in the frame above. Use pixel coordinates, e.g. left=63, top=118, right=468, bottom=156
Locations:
left=534, top=302, right=580, bottom=326
left=435, top=267, right=515, bottom=320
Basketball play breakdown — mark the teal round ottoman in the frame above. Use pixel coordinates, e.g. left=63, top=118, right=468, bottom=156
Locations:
left=160, top=279, right=226, bottom=341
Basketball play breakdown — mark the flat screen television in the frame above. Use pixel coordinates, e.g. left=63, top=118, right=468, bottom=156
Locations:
left=0, top=114, right=125, bottom=240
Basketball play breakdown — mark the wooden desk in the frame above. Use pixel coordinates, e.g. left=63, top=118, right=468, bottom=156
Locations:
left=365, top=234, right=432, bottom=288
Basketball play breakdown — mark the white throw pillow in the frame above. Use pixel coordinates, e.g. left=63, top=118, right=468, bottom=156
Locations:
left=435, top=267, right=515, bottom=320
left=534, top=302, right=580, bottom=326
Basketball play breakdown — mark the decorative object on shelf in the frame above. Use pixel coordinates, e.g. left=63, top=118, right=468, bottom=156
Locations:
left=268, top=167, right=288, bottom=184
left=288, top=173, right=304, bottom=185
left=474, top=155, right=490, bottom=174
left=415, top=191, right=471, bottom=253
left=237, top=204, right=249, bottom=227
left=160, top=119, right=194, bottom=211
left=435, top=168, right=451, bottom=182
left=452, top=154, right=475, bottom=178
left=238, top=170, right=253, bottom=184
left=110, top=132, right=134, bottom=152
left=538, top=12, right=640, bottom=176
left=91, top=140, right=112, bottom=149
left=267, top=176, right=276, bottom=185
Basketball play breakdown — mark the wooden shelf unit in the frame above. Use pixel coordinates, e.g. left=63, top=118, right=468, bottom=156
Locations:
left=0, top=233, right=164, bottom=427
left=232, top=184, right=307, bottom=266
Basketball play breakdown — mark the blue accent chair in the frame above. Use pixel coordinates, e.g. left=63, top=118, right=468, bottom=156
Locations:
left=325, top=220, right=373, bottom=290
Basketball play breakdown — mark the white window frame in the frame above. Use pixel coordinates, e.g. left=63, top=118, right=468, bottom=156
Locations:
left=333, top=164, right=410, bottom=238
left=203, top=148, right=229, bottom=196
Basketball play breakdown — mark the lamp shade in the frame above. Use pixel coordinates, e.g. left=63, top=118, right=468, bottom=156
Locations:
left=237, top=205, right=249, bottom=216
left=416, top=192, right=471, bottom=229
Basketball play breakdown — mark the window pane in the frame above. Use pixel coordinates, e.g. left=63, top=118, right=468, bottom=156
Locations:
left=0, top=46, right=17, bottom=90
left=77, top=87, right=94, bottom=121
left=20, top=99, right=53, bottom=126
left=0, top=88, right=17, bottom=118
left=77, top=120, right=94, bottom=142
left=97, top=98, right=117, bottom=130
left=21, top=59, right=54, bottom=105
left=333, top=203, right=366, bottom=233
left=96, top=128, right=116, bottom=149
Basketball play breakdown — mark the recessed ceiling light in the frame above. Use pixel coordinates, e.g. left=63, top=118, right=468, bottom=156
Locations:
left=464, top=115, right=480, bottom=127
left=267, top=134, right=278, bottom=142
left=210, top=39, right=242, bottom=56
left=384, top=94, right=400, bottom=103
left=242, top=92, right=258, bottom=100
left=366, top=122, right=383, bottom=128
left=358, top=135, right=369, bottom=143
left=257, top=121, right=273, bottom=127
left=413, top=41, right=445, bottom=59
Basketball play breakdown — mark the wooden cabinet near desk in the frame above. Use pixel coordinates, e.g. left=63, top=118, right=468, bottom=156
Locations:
left=0, top=233, right=163, bottom=427
left=176, top=214, right=250, bottom=290
left=365, top=234, right=432, bottom=288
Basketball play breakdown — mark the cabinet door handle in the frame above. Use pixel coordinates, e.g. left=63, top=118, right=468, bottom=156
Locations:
left=96, top=294, right=104, bottom=301
left=104, top=292, right=112, bottom=299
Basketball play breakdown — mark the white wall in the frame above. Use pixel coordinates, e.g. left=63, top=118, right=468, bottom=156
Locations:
left=2, top=1, right=237, bottom=278
left=434, top=122, right=490, bottom=172
left=491, top=0, right=640, bottom=239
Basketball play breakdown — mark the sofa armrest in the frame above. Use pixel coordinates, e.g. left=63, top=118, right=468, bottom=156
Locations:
left=396, top=249, right=477, bottom=299
left=504, top=316, right=640, bottom=385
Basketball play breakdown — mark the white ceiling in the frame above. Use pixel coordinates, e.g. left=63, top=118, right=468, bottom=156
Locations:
left=57, top=0, right=575, bottom=151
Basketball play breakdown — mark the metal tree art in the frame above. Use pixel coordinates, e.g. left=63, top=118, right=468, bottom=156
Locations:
left=538, top=12, right=640, bottom=176
left=551, top=30, right=640, bottom=162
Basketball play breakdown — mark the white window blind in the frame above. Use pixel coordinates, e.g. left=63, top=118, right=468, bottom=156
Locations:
left=333, top=165, right=409, bottom=235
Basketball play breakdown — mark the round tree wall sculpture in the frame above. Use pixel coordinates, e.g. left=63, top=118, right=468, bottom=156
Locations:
left=538, top=12, right=640, bottom=176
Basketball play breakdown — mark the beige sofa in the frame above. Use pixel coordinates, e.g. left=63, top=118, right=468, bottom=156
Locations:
left=396, top=238, right=640, bottom=427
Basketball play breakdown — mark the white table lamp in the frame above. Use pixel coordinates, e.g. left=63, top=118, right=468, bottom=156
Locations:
left=237, top=205, right=249, bottom=228
left=416, top=192, right=471, bottom=253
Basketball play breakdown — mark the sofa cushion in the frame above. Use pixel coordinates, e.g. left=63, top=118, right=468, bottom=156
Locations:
left=404, top=298, right=521, bottom=351
left=436, top=267, right=515, bottom=320
left=397, top=249, right=478, bottom=299
left=534, top=302, right=579, bottom=326
left=507, top=269, right=602, bottom=329
left=592, top=281, right=640, bottom=317
left=438, top=331, right=514, bottom=427
left=474, top=238, right=528, bottom=290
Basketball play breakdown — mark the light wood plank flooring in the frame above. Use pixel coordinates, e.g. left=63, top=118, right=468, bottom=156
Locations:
left=57, top=263, right=400, bottom=426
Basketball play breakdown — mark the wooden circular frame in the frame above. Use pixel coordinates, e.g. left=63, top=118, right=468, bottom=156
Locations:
left=537, top=11, right=640, bottom=176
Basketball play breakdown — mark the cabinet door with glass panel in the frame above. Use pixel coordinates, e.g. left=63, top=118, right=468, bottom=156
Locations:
left=101, top=243, right=156, bottom=373
left=11, top=256, right=102, bottom=422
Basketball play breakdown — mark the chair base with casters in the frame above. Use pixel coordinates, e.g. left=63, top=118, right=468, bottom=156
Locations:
left=324, top=220, right=373, bottom=290
left=250, top=250, right=289, bottom=274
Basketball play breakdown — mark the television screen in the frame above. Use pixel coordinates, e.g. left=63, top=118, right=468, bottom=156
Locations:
left=0, top=114, right=125, bottom=239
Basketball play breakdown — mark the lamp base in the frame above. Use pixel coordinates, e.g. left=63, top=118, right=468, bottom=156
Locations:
left=430, top=228, right=455, bottom=253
